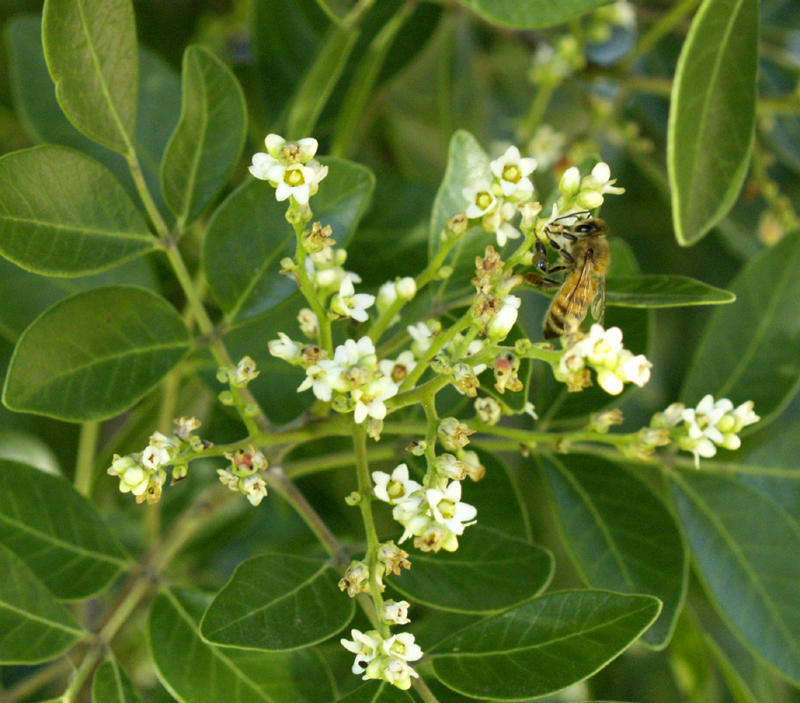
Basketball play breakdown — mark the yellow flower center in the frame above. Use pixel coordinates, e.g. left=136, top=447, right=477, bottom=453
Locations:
left=387, top=481, right=405, bottom=500
left=391, top=641, right=406, bottom=656
left=438, top=499, right=456, bottom=519
left=476, top=191, right=493, bottom=211
left=502, top=164, right=521, bottom=183
left=285, top=167, right=305, bottom=187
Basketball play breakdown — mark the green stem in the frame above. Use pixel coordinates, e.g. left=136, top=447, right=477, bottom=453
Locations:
left=74, top=421, right=100, bottom=497
left=622, top=0, right=702, bottom=70
left=293, top=224, right=334, bottom=356
left=126, top=151, right=170, bottom=239
left=61, top=646, right=102, bottom=703
left=284, top=445, right=398, bottom=479
left=400, top=315, right=472, bottom=391
left=331, top=0, right=416, bottom=157
left=518, top=83, right=556, bottom=143
left=352, top=423, right=389, bottom=636
left=421, top=388, right=440, bottom=486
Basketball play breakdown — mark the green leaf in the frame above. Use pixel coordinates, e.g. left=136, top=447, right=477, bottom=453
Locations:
left=667, top=0, right=759, bottom=245
left=161, top=45, right=247, bottom=227
left=3, top=286, right=191, bottom=422
left=0, top=146, right=154, bottom=276
left=671, top=471, right=800, bottom=685
left=200, top=552, right=355, bottom=650
left=0, top=459, right=129, bottom=600
left=149, top=588, right=336, bottom=703
left=42, top=0, right=138, bottom=154
left=454, top=0, right=613, bottom=28
left=681, top=230, right=800, bottom=424
left=0, top=542, right=84, bottom=664
left=605, top=275, right=736, bottom=307
left=390, top=525, right=552, bottom=613
left=333, top=682, right=415, bottom=703
left=205, top=158, right=374, bottom=323
left=542, top=454, right=687, bottom=648
left=430, top=590, right=661, bottom=699
left=428, top=130, right=492, bottom=304
left=92, top=659, right=144, bottom=703
left=6, top=17, right=181, bottom=221
left=0, top=256, right=156, bottom=344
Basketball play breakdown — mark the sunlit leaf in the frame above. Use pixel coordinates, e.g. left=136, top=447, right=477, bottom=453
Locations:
left=42, top=0, right=138, bottom=154
left=161, top=45, right=247, bottom=227
left=667, top=0, right=759, bottom=245
left=0, top=146, right=154, bottom=276
left=430, top=590, right=661, bottom=699
left=605, top=275, right=735, bottom=307
left=0, top=459, right=129, bottom=600
left=454, top=0, right=613, bottom=29
left=3, top=286, right=191, bottom=421
left=200, top=552, right=355, bottom=650
left=0, top=542, right=84, bottom=664
left=149, top=588, right=336, bottom=703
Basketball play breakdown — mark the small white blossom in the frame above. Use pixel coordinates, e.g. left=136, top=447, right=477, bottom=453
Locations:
left=490, top=146, right=536, bottom=200
left=576, top=162, right=625, bottom=210
left=341, top=629, right=382, bottom=674
left=373, top=463, right=422, bottom=505
left=376, top=281, right=398, bottom=312
left=426, top=481, right=478, bottom=536
left=463, top=178, right=498, bottom=219
left=381, top=600, right=411, bottom=625
left=395, top=277, right=417, bottom=300
left=408, top=321, right=434, bottom=356
left=242, top=475, right=268, bottom=506
left=268, top=332, right=302, bottom=363
left=352, top=376, right=398, bottom=423
left=297, top=308, right=319, bottom=339
left=382, top=633, right=423, bottom=663
left=250, top=135, right=327, bottom=205
left=379, top=351, right=417, bottom=384
left=332, top=274, right=375, bottom=323
left=486, top=295, right=521, bottom=340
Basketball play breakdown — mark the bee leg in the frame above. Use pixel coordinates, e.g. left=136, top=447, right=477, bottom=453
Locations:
left=523, top=272, right=561, bottom=290
left=541, top=230, right=576, bottom=263
left=532, top=241, right=549, bottom=272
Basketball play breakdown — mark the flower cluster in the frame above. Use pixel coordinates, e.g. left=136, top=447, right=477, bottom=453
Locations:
left=558, top=161, right=625, bottom=211
left=652, top=395, right=760, bottom=467
left=107, top=417, right=207, bottom=504
left=530, top=35, right=585, bottom=85
left=373, top=460, right=478, bottom=553
left=249, top=134, right=328, bottom=205
left=463, top=145, right=537, bottom=247
left=295, top=337, right=398, bottom=424
left=217, top=446, right=268, bottom=506
left=555, top=324, right=651, bottom=394
left=341, top=629, right=423, bottom=690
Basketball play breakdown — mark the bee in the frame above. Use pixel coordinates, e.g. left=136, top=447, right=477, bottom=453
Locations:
left=525, top=215, right=611, bottom=340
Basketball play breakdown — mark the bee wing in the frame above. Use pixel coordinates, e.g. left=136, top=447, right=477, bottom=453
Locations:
left=562, top=255, right=596, bottom=322
left=591, top=275, right=606, bottom=327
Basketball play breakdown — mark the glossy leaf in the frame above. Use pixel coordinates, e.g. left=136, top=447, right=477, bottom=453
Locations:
left=605, top=275, right=735, bottom=307
left=333, top=682, right=415, bottom=702
left=92, top=659, right=143, bottom=703
left=161, top=45, right=247, bottom=226
left=430, top=590, right=661, bottom=699
left=42, top=0, right=138, bottom=154
left=428, top=130, right=492, bottom=304
left=542, top=454, right=687, bottom=648
left=200, top=552, right=355, bottom=650
left=454, top=0, right=612, bottom=29
left=667, top=0, right=759, bottom=245
left=3, top=286, right=191, bottom=421
left=671, top=471, right=800, bottom=685
left=390, top=525, right=552, bottom=613
left=0, top=542, right=84, bottom=664
left=6, top=17, right=181, bottom=220
left=205, top=158, right=374, bottom=323
left=149, top=588, right=335, bottom=703
left=681, top=230, right=800, bottom=424
left=0, top=146, right=154, bottom=276
left=0, top=459, right=129, bottom=600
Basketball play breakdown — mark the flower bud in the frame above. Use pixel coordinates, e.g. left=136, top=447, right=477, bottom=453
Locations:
left=475, top=397, right=502, bottom=425
left=381, top=600, right=411, bottom=625
left=559, top=166, right=581, bottom=198
left=395, top=277, right=417, bottom=300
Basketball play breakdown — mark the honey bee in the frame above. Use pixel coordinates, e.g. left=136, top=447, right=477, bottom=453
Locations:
left=525, top=215, right=611, bottom=340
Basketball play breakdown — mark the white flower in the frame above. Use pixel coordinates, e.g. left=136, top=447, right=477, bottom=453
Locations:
left=382, top=633, right=423, bottom=663
left=527, top=124, right=566, bottom=170
left=268, top=332, right=302, bottom=363
left=559, top=167, right=582, bottom=199
left=341, top=629, right=382, bottom=674
left=373, top=464, right=422, bottom=505
left=376, top=281, right=398, bottom=312
left=116, top=463, right=149, bottom=496
left=332, top=274, right=375, bottom=323
left=463, top=339, right=487, bottom=375
left=379, top=351, right=417, bottom=383
left=242, top=475, right=268, bottom=506
left=490, top=146, right=536, bottom=200
left=249, top=151, right=280, bottom=180
left=576, top=162, right=625, bottom=210
left=408, top=321, right=434, bottom=356
left=463, top=178, right=498, bottom=218
left=381, top=600, right=411, bottom=625
left=352, top=376, right=398, bottom=423
left=274, top=163, right=318, bottom=204
left=264, top=134, right=318, bottom=163
left=426, top=481, right=477, bottom=536
left=374, top=656, right=417, bottom=690
left=486, top=295, right=521, bottom=340
left=141, top=444, right=170, bottom=471
left=619, top=352, right=652, bottom=387
left=396, top=277, right=416, bottom=300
